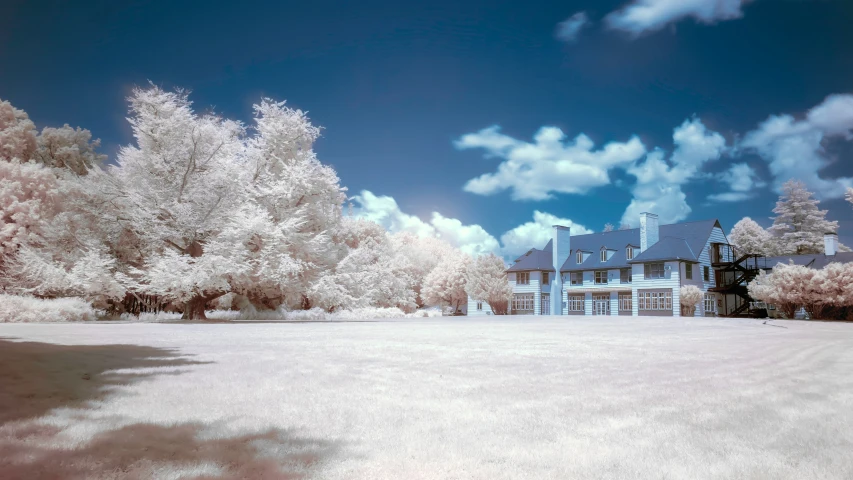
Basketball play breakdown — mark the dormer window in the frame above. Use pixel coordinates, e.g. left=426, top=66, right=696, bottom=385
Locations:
left=626, top=246, right=634, bottom=260
left=576, top=251, right=583, bottom=264
left=600, top=248, right=607, bottom=262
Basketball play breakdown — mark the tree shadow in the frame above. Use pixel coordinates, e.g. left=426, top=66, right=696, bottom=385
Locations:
left=0, top=338, right=341, bottom=479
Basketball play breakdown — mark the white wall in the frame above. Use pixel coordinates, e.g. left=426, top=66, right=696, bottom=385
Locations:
left=631, top=261, right=681, bottom=316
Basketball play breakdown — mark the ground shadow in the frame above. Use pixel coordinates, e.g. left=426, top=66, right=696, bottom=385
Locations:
left=0, top=338, right=341, bottom=479
left=1, top=422, right=340, bottom=480
left=0, top=338, right=209, bottom=425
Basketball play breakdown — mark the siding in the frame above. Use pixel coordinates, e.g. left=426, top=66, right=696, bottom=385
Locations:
left=631, top=261, right=681, bottom=316
left=467, top=297, right=493, bottom=316
left=696, top=226, right=728, bottom=316
left=509, top=271, right=542, bottom=315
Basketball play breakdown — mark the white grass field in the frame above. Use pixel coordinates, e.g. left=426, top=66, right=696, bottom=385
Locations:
left=1, top=316, right=852, bottom=479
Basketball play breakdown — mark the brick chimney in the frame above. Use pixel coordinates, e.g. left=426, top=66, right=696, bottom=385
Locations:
left=640, top=212, right=659, bottom=253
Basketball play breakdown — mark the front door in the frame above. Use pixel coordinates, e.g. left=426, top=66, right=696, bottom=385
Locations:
left=593, top=295, right=610, bottom=315
left=541, top=294, right=550, bottom=315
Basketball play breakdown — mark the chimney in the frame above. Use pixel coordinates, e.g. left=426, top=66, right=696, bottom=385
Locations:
left=551, top=225, right=570, bottom=316
left=640, top=212, right=659, bottom=253
left=825, top=232, right=838, bottom=256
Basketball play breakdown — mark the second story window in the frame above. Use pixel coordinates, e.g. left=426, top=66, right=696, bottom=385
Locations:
left=516, top=272, right=530, bottom=285
left=595, top=271, right=608, bottom=284
left=576, top=251, right=583, bottom=264
left=644, top=263, right=665, bottom=279
left=570, top=272, right=583, bottom=285
left=620, top=268, right=632, bottom=283
left=686, top=263, right=693, bottom=280
left=542, top=272, right=550, bottom=285
left=704, top=266, right=710, bottom=282
left=626, top=246, right=634, bottom=260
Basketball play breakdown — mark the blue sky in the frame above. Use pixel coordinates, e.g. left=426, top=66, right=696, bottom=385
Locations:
left=2, top=0, right=852, bottom=256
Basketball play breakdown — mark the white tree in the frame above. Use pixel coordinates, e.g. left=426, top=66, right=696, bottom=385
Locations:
left=603, top=223, right=615, bottom=232
left=748, top=262, right=814, bottom=319
left=0, top=160, right=62, bottom=264
left=729, top=217, right=773, bottom=256
left=466, top=253, right=512, bottom=315
left=0, top=99, right=37, bottom=162
left=769, top=180, right=844, bottom=255
left=102, top=85, right=246, bottom=319
left=679, top=285, right=702, bottom=316
left=390, top=232, right=457, bottom=308
left=35, top=125, right=106, bottom=175
left=422, top=252, right=472, bottom=313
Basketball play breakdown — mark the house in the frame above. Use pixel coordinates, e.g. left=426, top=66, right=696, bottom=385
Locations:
left=469, top=212, right=853, bottom=317
left=469, top=212, right=727, bottom=317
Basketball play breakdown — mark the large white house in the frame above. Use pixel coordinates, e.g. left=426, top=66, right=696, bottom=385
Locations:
left=468, top=212, right=853, bottom=317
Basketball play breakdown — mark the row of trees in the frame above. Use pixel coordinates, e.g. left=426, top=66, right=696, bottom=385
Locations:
left=0, top=88, right=512, bottom=319
left=748, top=262, right=853, bottom=320
left=729, top=180, right=853, bottom=256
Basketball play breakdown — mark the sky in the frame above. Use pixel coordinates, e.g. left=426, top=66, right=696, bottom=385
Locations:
left=2, top=0, right=853, bottom=257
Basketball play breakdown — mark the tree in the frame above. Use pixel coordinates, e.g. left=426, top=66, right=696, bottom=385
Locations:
left=769, top=180, right=843, bottom=255
left=422, top=252, right=472, bottom=313
left=748, top=262, right=814, bottom=319
left=466, top=253, right=512, bottom=315
left=679, top=285, right=702, bottom=316
left=390, top=232, right=457, bottom=308
left=0, top=99, right=37, bottom=162
left=103, top=85, right=246, bottom=319
left=0, top=160, right=62, bottom=264
left=729, top=217, right=773, bottom=255
left=35, top=125, right=106, bottom=175
left=603, top=223, right=615, bottom=232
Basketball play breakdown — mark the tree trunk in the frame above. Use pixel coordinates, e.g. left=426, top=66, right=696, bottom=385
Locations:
left=182, top=295, right=209, bottom=320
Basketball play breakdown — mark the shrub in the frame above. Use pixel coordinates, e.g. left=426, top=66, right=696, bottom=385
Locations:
left=679, top=285, right=703, bottom=316
left=0, top=294, right=100, bottom=323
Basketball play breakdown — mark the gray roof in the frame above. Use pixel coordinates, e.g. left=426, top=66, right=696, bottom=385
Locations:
left=761, top=252, right=853, bottom=270
left=507, top=239, right=553, bottom=272
left=629, top=236, right=698, bottom=264
left=559, top=219, right=719, bottom=272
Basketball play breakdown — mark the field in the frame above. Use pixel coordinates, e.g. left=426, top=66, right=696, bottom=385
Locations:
left=2, top=316, right=852, bottom=479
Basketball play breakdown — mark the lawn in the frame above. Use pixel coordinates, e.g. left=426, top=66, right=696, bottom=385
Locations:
left=1, top=317, right=852, bottom=479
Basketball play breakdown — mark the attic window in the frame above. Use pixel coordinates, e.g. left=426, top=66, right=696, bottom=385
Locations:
left=576, top=251, right=583, bottom=264
left=626, top=246, right=634, bottom=260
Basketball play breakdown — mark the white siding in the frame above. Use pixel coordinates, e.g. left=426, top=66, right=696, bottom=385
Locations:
left=466, top=297, right=493, bottom=316
left=696, top=226, right=728, bottom=316
left=509, top=271, right=542, bottom=315
left=631, top=261, right=682, bottom=316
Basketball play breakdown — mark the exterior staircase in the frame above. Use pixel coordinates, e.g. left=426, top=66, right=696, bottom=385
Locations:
left=707, top=243, right=769, bottom=317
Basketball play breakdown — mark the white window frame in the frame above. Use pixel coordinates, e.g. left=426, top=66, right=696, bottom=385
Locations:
left=476, top=301, right=483, bottom=311
left=594, top=270, right=608, bottom=284
left=512, top=293, right=534, bottom=311
left=576, top=251, right=583, bottom=264
left=620, top=268, right=632, bottom=283
left=703, top=266, right=711, bottom=282
left=600, top=248, right=607, bottom=262
left=638, top=291, right=673, bottom=311
left=516, top=272, right=530, bottom=285
left=567, top=295, right=584, bottom=312
left=570, top=272, right=583, bottom=286
left=626, top=246, right=634, bottom=260
left=685, top=263, right=693, bottom=280
left=703, top=294, right=716, bottom=314
left=619, top=293, right=632, bottom=311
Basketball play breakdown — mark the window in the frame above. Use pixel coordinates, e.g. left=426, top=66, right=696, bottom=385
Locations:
left=626, top=246, right=634, bottom=260
left=703, top=294, right=715, bottom=315
left=516, top=272, right=529, bottom=285
left=619, top=294, right=632, bottom=311
left=703, top=266, right=710, bottom=282
left=637, top=291, right=672, bottom=311
left=600, top=248, right=607, bottom=262
left=594, top=271, right=608, bottom=284
left=685, top=263, right=693, bottom=280
left=644, top=263, right=665, bottom=279
left=576, top=251, right=583, bottom=264
left=570, top=272, right=583, bottom=286
left=476, top=301, right=483, bottom=311
left=542, top=272, right=549, bottom=285
left=512, top=294, right=534, bottom=312
left=567, top=295, right=584, bottom=312
left=620, top=268, right=632, bottom=283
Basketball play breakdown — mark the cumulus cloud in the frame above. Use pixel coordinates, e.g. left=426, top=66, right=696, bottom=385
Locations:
left=351, top=190, right=500, bottom=257
left=621, top=118, right=727, bottom=226
left=456, top=125, right=647, bottom=201
left=707, top=162, right=766, bottom=203
left=605, top=0, right=752, bottom=36
left=500, top=211, right=592, bottom=258
left=555, top=12, right=590, bottom=43
left=740, top=93, right=853, bottom=199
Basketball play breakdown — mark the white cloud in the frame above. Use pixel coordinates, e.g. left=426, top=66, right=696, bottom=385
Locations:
left=555, top=12, right=590, bottom=43
left=351, top=190, right=501, bottom=257
left=621, top=118, right=727, bottom=226
left=741, top=93, right=853, bottom=199
left=456, top=125, right=647, bottom=201
left=605, top=0, right=752, bottom=36
left=707, top=162, right=766, bottom=203
left=500, top=211, right=593, bottom=258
